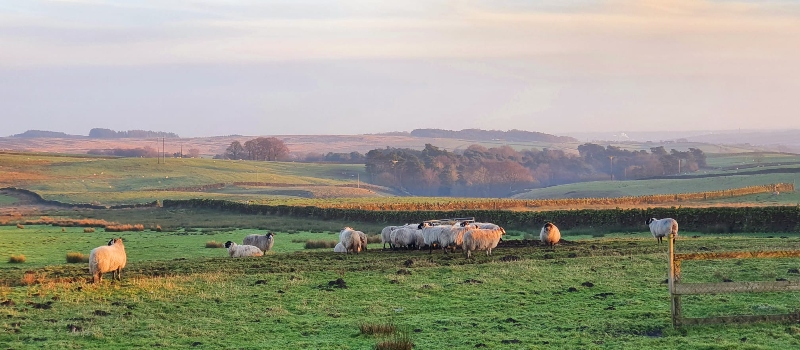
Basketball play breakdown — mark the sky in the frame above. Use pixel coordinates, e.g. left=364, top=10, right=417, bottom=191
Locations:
left=1, top=0, right=799, bottom=137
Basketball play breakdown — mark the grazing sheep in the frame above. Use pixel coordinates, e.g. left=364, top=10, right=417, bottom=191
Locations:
left=381, top=226, right=398, bottom=249
left=243, top=232, right=274, bottom=253
left=462, top=228, right=506, bottom=258
left=391, top=227, right=417, bottom=250
left=540, top=222, right=561, bottom=247
left=467, top=222, right=501, bottom=230
left=339, top=227, right=364, bottom=254
left=224, top=241, right=264, bottom=257
left=419, top=222, right=450, bottom=253
left=333, top=242, right=347, bottom=253
left=647, top=218, right=679, bottom=244
left=440, top=222, right=479, bottom=253
left=89, top=238, right=127, bottom=283
left=356, top=230, right=368, bottom=252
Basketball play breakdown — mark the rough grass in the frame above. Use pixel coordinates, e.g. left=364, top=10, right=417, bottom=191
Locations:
left=205, top=241, right=224, bottom=248
left=7, top=254, right=25, bottom=263
left=65, top=252, right=89, bottom=263
left=304, top=240, right=337, bottom=249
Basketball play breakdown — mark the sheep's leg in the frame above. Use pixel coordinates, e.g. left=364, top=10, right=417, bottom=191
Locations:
left=93, top=272, right=101, bottom=284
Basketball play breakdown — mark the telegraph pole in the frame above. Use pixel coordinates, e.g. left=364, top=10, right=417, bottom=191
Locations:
left=609, top=156, right=614, bottom=181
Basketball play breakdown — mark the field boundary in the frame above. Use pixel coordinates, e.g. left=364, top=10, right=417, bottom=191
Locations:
left=668, top=234, right=800, bottom=327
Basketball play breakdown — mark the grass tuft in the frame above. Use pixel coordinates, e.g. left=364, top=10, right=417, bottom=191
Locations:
left=304, top=240, right=337, bottom=249
left=66, top=252, right=89, bottom=263
left=84, top=227, right=95, bottom=233
left=375, top=332, right=413, bottom=350
left=16, top=223, right=24, bottom=229
left=105, top=224, right=145, bottom=232
left=359, top=322, right=397, bottom=336
left=8, top=254, right=26, bottom=263
left=205, top=241, right=224, bottom=248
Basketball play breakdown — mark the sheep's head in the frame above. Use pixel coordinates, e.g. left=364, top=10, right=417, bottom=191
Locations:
left=267, top=232, right=274, bottom=239
left=460, top=221, right=469, bottom=227
left=500, top=227, right=506, bottom=235
left=224, top=241, right=234, bottom=248
left=646, top=218, right=656, bottom=225
left=107, top=238, right=114, bottom=246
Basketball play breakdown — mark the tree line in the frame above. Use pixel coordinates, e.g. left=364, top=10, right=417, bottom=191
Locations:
left=363, top=143, right=707, bottom=197
left=220, top=137, right=290, bottom=161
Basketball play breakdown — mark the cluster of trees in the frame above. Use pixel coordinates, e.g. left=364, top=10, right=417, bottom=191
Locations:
left=409, top=128, right=578, bottom=143
left=221, top=137, right=289, bottom=161
left=89, top=128, right=179, bottom=139
left=363, top=143, right=707, bottom=197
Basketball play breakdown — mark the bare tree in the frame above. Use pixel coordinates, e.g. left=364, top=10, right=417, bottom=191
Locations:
left=226, top=141, right=245, bottom=160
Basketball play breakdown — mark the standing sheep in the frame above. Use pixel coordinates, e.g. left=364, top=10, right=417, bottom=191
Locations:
left=381, top=226, right=398, bottom=250
left=224, top=241, right=264, bottom=257
left=540, top=222, right=561, bottom=247
left=243, top=232, right=275, bottom=253
left=89, top=238, right=127, bottom=283
left=339, top=227, right=364, bottom=254
left=462, top=227, right=506, bottom=258
left=647, top=218, right=679, bottom=244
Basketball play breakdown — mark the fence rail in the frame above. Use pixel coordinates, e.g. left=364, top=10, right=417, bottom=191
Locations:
left=668, top=234, right=800, bottom=327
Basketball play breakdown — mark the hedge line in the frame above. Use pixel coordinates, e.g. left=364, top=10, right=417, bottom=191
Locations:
left=162, top=198, right=800, bottom=233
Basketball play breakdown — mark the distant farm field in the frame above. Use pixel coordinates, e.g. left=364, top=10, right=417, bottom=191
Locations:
left=3, top=222, right=800, bottom=348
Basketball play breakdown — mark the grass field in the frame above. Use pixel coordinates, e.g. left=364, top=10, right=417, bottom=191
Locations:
left=513, top=173, right=800, bottom=201
left=3, top=221, right=800, bottom=348
left=0, top=195, right=17, bottom=205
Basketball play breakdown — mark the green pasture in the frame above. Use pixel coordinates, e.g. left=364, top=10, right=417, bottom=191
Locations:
left=3, top=223, right=800, bottom=348
left=705, top=152, right=800, bottom=168
left=514, top=173, right=800, bottom=200
left=0, top=195, right=17, bottom=205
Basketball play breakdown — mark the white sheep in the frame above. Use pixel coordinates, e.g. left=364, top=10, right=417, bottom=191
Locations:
left=89, top=238, right=127, bottom=283
left=243, top=232, right=274, bottom=253
left=381, top=226, right=398, bottom=249
left=333, top=242, right=347, bottom=253
left=224, top=241, right=264, bottom=257
left=540, top=222, right=561, bottom=247
left=462, top=227, right=506, bottom=258
left=339, top=227, right=364, bottom=254
left=439, top=222, right=478, bottom=253
left=419, top=222, right=450, bottom=253
left=356, top=230, right=368, bottom=252
left=390, top=227, right=417, bottom=250
left=647, top=218, right=679, bottom=244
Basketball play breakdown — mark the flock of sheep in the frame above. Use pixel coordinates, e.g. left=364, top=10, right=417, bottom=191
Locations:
left=87, top=218, right=678, bottom=282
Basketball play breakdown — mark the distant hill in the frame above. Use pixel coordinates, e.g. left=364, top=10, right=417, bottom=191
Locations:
left=409, top=128, right=577, bottom=143
left=88, top=128, right=179, bottom=139
left=12, top=130, right=80, bottom=138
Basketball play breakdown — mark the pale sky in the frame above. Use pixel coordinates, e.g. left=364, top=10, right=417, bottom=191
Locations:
left=1, top=0, right=799, bottom=137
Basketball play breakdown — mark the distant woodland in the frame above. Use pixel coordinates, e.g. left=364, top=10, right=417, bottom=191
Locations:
left=362, top=143, right=706, bottom=197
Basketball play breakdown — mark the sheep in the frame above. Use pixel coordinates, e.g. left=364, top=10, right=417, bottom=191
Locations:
left=243, top=232, right=274, bottom=253
left=356, top=230, right=368, bottom=252
left=333, top=242, right=347, bottom=253
left=339, top=227, right=364, bottom=254
left=540, top=222, right=561, bottom=247
left=224, top=241, right=264, bottom=257
left=390, top=227, right=417, bottom=250
left=466, top=222, right=501, bottom=230
left=419, top=222, right=450, bottom=253
left=439, top=222, right=479, bottom=253
left=647, top=218, right=679, bottom=244
left=89, top=238, right=127, bottom=283
left=381, top=226, right=398, bottom=249
left=462, top=227, right=506, bottom=258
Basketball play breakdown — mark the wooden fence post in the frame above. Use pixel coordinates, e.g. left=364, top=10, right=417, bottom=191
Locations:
left=669, top=232, right=681, bottom=327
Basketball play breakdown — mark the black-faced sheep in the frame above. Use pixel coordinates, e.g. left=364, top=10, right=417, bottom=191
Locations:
left=540, top=222, right=561, bottom=247
left=89, top=238, right=127, bottom=283
left=224, top=241, right=264, bottom=257
left=647, top=218, right=678, bottom=244
left=462, top=227, right=506, bottom=258
left=243, top=232, right=274, bottom=253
